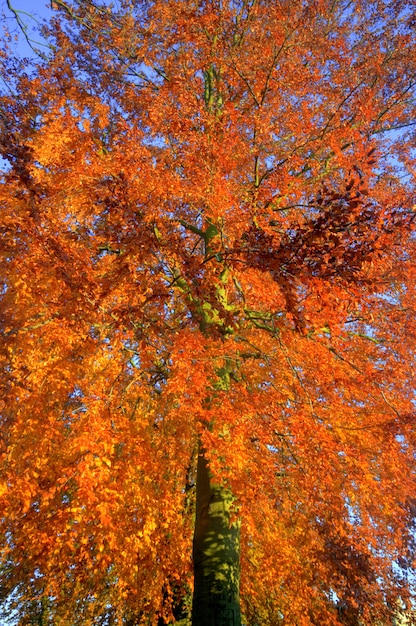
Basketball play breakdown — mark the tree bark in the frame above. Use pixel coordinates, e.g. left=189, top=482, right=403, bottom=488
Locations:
left=192, top=445, right=241, bottom=626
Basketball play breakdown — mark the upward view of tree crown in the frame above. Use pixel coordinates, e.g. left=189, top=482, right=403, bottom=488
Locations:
left=0, top=1, right=415, bottom=624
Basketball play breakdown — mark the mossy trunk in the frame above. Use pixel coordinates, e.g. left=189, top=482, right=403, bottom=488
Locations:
left=192, top=446, right=241, bottom=626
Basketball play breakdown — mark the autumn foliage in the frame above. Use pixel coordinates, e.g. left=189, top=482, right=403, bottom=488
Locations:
left=0, top=0, right=415, bottom=624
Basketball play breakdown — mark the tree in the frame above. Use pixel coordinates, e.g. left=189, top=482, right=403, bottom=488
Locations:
left=0, top=0, right=415, bottom=624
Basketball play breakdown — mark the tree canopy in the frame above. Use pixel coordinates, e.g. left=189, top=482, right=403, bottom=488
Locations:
left=0, top=1, right=415, bottom=624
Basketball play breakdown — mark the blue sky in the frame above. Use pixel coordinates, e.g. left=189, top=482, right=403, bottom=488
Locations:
left=0, top=1, right=54, bottom=172
left=1, top=0, right=53, bottom=57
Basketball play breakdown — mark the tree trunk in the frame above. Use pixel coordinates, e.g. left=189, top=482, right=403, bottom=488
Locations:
left=192, top=445, right=241, bottom=626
